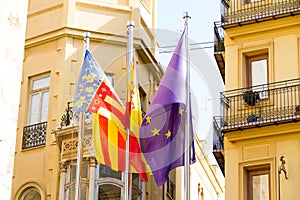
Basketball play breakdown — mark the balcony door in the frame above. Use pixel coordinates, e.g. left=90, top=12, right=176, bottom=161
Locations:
left=246, top=54, right=268, bottom=88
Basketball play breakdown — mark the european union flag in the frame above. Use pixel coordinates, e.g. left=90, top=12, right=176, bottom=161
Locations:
left=73, top=50, right=104, bottom=114
left=140, top=30, right=196, bottom=186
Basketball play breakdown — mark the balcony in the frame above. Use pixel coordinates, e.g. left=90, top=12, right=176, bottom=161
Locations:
left=213, top=22, right=225, bottom=82
left=213, top=78, right=300, bottom=174
left=216, top=78, right=300, bottom=132
left=213, top=119, right=224, bottom=175
left=22, top=122, right=47, bottom=149
left=221, top=0, right=300, bottom=28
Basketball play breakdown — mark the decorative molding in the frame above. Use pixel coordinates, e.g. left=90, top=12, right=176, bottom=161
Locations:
left=59, top=161, right=68, bottom=172
left=89, top=157, right=97, bottom=168
left=61, top=134, right=95, bottom=160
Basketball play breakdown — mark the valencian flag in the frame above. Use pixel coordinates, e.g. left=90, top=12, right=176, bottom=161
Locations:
left=73, top=50, right=147, bottom=181
left=125, top=56, right=148, bottom=181
left=139, top=30, right=196, bottom=186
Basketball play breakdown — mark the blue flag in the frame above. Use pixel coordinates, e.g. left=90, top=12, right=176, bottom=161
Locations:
left=73, top=50, right=105, bottom=114
left=140, top=30, right=196, bottom=186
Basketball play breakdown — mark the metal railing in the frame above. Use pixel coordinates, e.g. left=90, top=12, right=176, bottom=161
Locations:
left=22, top=122, right=47, bottom=149
left=215, top=78, right=300, bottom=131
left=214, top=22, right=225, bottom=53
left=221, top=0, right=300, bottom=26
left=213, top=118, right=224, bottom=151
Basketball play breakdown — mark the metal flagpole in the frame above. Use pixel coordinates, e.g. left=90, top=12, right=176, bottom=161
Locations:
left=183, top=12, right=191, bottom=200
left=75, top=32, right=90, bottom=200
left=125, top=20, right=134, bottom=200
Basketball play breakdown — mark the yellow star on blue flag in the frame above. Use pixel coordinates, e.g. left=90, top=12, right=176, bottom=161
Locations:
left=73, top=50, right=105, bottom=114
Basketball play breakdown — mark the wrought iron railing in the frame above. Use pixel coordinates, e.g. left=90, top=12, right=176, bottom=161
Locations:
left=221, top=0, right=300, bottom=26
left=167, top=178, right=175, bottom=199
left=216, top=78, right=300, bottom=131
left=22, top=122, right=47, bottom=149
left=214, top=22, right=225, bottom=53
left=213, top=118, right=224, bottom=151
left=60, top=101, right=73, bottom=128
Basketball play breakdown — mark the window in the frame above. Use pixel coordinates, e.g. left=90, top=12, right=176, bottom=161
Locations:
left=65, top=161, right=89, bottom=200
left=99, top=164, right=121, bottom=180
left=246, top=54, right=268, bottom=88
left=22, top=75, right=50, bottom=149
left=95, top=164, right=142, bottom=200
left=132, top=174, right=142, bottom=200
left=167, top=171, right=176, bottom=199
left=98, top=184, right=121, bottom=199
left=105, top=73, right=115, bottom=87
left=245, top=165, right=270, bottom=200
left=29, top=76, right=50, bottom=125
left=19, top=187, right=41, bottom=200
left=246, top=54, right=269, bottom=99
left=139, top=86, right=147, bottom=117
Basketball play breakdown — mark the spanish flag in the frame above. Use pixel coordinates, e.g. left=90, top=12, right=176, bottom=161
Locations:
left=125, top=57, right=148, bottom=182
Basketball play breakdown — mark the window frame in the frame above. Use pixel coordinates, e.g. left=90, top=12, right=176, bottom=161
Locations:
left=246, top=53, right=269, bottom=88
left=64, top=160, right=89, bottom=200
left=19, top=187, right=41, bottom=200
left=245, top=164, right=270, bottom=200
left=28, top=75, right=50, bottom=125
left=166, top=171, right=176, bottom=199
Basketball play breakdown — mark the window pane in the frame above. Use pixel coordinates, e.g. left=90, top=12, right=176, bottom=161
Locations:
left=66, top=185, right=88, bottom=200
left=251, top=59, right=267, bottom=87
left=105, top=74, right=114, bottom=87
left=29, top=94, right=39, bottom=124
left=98, top=184, right=121, bottom=199
left=252, top=174, right=269, bottom=200
left=40, top=91, right=49, bottom=122
left=68, top=185, right=75, bottom=200
left=70, top=165, right=77, bottom=182
left=23, top=188, right=41, bottom=200
left=132, top=173, right=140, bottom=186
left=99, top=164, right=121, bottom=180
left=32, top=76, right=50, bottom=90
left=82, top=161, right=88, bottom=179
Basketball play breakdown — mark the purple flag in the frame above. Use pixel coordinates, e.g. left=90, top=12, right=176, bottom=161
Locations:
left=140, top=30, right=196, bottom=186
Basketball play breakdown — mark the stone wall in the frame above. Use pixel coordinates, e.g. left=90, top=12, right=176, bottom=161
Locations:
left=0, top=0, right=28, bottom=199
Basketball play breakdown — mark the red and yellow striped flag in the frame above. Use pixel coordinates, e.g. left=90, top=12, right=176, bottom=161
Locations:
left=86, top=57, right=147, bottom=181
left=125, top=57, right=148, bottom=181
left=89, top=77, right=127, bottom=172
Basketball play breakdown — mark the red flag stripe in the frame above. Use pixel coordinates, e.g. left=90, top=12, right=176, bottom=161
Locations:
left=130, top=133, right=148, bottom=182
left=118, top=131, right=126, bottom=171
left=98, top=115, right=111, bottom=167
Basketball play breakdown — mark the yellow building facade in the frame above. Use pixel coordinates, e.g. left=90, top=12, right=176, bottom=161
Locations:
left=11, top=0, right=163, bottom=199
left=213, top=0, right=300, bottom=199
left=11, top=0, right=225, bottom=199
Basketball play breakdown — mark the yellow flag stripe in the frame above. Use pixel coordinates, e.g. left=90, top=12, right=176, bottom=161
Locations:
left=107, top=119, right=119, bottom=171
left=104, top=95, right=125, bottom=115
left=92, top=113, right=105, bottom=164
left=98, top=107, right=126, bottom=133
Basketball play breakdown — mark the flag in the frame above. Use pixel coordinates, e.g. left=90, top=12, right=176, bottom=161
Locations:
left=73, top=49, right=147, bottom=180
left=139, top=30, right=196, bottom=186
left=73, top=50, right=106, bottom=114
left=125, top=56, right=148, bottom=182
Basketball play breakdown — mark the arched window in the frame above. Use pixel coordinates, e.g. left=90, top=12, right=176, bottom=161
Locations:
left=98, top=184, right=122, bottom=199
left=19, top=187, right=41, bottom=200
left=95, top=164, right=142, bottom=200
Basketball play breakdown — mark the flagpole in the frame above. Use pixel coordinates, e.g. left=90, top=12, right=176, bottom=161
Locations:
left=75, top=32, right=90, bottom=200
left=125, top=20, right=134, bottom=200
left=183, top=12, right=191, bottom=200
